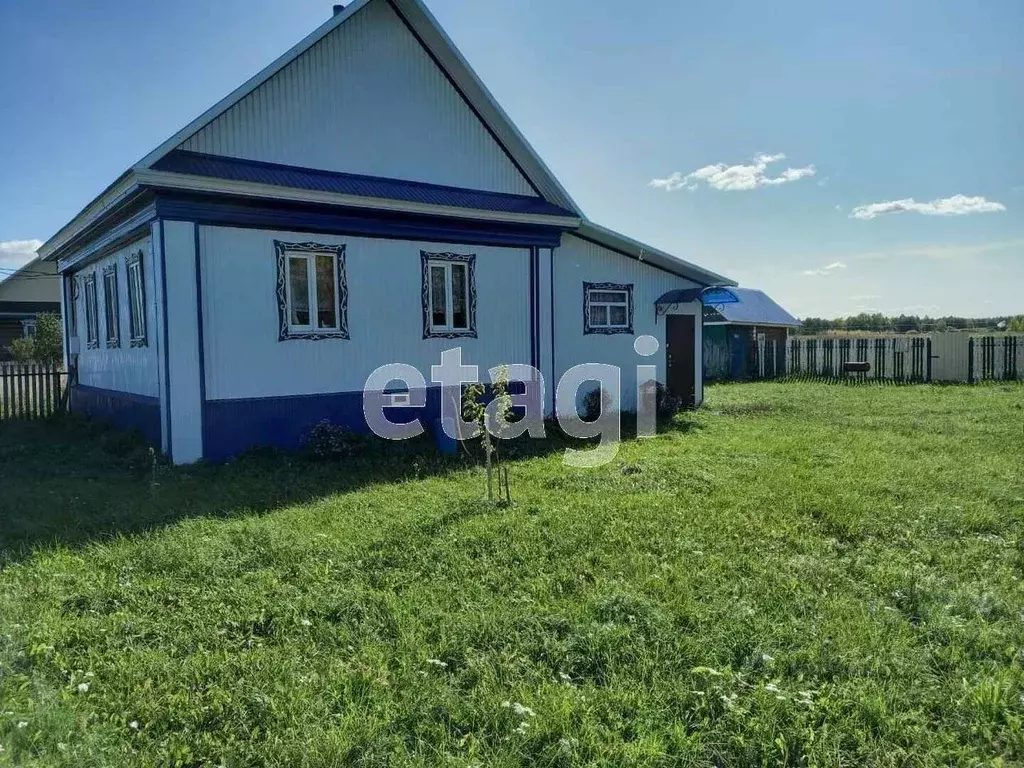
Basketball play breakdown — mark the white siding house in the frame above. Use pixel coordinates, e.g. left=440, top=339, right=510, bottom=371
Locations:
left=39, top=0, right=733, bottom=464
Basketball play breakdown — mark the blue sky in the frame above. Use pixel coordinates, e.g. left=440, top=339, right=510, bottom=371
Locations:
left=1, top=0, right=1020, bottom=318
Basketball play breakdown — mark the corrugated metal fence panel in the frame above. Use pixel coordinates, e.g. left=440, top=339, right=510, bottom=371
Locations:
left=179, top=1, right=534, bottom=197
left=930, top=332, right=971, bottom=382
left=786, top=334, right=1024, bottom=382
left=199, top=225, right=532, bottom=401
left=553, top=234, right=700, bottom=412
left=68, top=236, right=161, bottom=398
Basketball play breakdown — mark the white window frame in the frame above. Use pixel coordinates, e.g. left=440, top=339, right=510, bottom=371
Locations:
left=102, top=263, right=120, bottom=348
left=285, top=251, right=340, bottom=334
left=428, top=260, right=471, bottom=333
left=84, top=273, right=99, bottom=349
left=275, top=241, right=349, bottom=342
left=21, top=319, right=37, bottom=338
left=587, top=288, right=630, bottom=330
left=127, top=250, right=147, bottom=347
left=421, top=251, right=476, bottom=339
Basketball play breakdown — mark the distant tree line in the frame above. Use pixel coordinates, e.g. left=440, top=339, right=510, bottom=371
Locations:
left=795, top=313, right=1024, bottom=335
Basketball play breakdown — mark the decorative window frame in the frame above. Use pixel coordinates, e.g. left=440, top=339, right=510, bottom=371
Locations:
left=69, top=276, right=79, bottom=338
left=102, top=263, right=120, bottom=348
left=583, top=282, right=634, bottom=335
left=84, top=273, right=99, bottom=349
left=126, top=250, right=148, bottom=348
left=421, top=251, right=477, bottom=339
left=275, top=241, right=349, bottom=341
left=21, top=318, right=37, bottom=338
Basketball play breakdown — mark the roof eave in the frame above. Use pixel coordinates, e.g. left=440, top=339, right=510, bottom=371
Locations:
left=38, top=170, right=141, bottom=261
left=578, top=221, right=736, bottom=287
left=137, top=170, right=581, bottom=228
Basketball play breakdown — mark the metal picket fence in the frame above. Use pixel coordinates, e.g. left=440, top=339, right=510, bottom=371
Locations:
left=767, top=334, right=1023, bottom=383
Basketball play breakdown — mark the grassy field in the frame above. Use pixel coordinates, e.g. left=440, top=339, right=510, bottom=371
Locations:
left=0, top=382, right=1022, bottom=767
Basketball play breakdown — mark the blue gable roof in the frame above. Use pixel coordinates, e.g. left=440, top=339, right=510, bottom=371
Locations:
left=704, top=288, right=799, bottom=327
left=151, top=150, right=576, bottom=219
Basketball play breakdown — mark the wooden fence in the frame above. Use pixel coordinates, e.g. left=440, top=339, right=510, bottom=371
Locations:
left=754, top=334, right=1023, bottom=383
left=0, top=362, right=67, bottom=420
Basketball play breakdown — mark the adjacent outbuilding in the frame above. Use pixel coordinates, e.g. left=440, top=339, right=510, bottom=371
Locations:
left=702, top=288, right=799, bottom=380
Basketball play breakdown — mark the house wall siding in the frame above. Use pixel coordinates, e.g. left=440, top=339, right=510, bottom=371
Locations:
left=179, top=1, right=534, bottom=197
left=198, top=225, right=532, bottom=402
left=68, top=236, right=160, bottom=398
left=553, top=234, right=703, bottom=412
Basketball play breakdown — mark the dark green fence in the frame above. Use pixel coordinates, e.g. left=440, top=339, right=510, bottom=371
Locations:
left=0, top=362, right=66, bottom=420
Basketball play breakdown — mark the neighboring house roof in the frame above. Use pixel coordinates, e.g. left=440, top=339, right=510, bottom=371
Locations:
left=152, top=150, right=577, bottom=219
left=702, top=288, right=799, bottom=327
left=0, top=256, right=60, bottom=306
left=39, top=0, right=734, bottom=287
left=0, top=301, right=61, bottom=318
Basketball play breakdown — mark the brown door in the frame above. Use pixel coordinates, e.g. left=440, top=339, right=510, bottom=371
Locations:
left=666, top=315, right=696, bottom=407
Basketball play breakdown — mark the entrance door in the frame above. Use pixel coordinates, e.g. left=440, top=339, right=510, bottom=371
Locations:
left=730, top=330, right=747, bottom=379
left=666, top=314, right=696, bottom=407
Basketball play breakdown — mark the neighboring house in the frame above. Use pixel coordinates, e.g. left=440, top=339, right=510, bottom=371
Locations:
left=38, top=0, right=733, bottom=464
left=702, top=288, right=799, bottom=380
left=0, top=256, right=61, bottom=360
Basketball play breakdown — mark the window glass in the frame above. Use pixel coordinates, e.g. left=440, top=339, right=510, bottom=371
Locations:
left=451, top=263, right=468, bottom=329
left=103, top=268, right=119, bottom=345
left=430, top=265, right=447, bottom=327
left=590, top=304, right=608, bottom=326
left=315, top=254, right=337, bottom=329
left=128, top=257, right=146, bottom=343
left=288, top=256, right=310, bottom=326
left=85, top=277, right=98, bottom=345
left=592, top=291, right=626, bottom=303
left=609, top=305, right=627, bottom=326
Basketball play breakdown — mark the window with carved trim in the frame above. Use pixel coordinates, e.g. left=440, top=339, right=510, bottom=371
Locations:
left=127, top=250, right=147, bottom=347
left=84, top=273, right=99, bottom=349
left=421, top=252, right=476, bottom=339
left=102, top=264, right=120, bottom=348
left=583, top=282, right=633, bottom=335
left=275, top=241, right=348, bottom=341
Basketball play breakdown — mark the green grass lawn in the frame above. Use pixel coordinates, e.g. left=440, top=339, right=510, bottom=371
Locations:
left=1, top=382, right=1022, bottom=767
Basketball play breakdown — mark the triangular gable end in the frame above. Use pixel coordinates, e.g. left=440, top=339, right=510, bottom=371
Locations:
left=147, top=0, right=550, bottom=199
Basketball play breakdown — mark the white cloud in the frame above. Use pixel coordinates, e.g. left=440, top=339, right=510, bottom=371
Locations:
left=802, top=261, right=847, bottom=276
left=650, top=153, right=816, bottom=192
left=0, top=239, right=43, bottom=275
left=850, top=195, right=1006, bottom=220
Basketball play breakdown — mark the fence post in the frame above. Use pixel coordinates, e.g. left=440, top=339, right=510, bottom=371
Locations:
left=926, top=338, right=932, bottom=382
left=968, top=338, right=974, bottom=383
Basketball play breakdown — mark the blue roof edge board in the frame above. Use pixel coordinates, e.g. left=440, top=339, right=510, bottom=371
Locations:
left=151, top=150, right=577, bottom=219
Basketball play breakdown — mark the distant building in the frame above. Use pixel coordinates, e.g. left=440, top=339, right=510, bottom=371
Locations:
left=702, top=288, right=799, bottom=380
left=0, top=256, right=61, bottom=359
